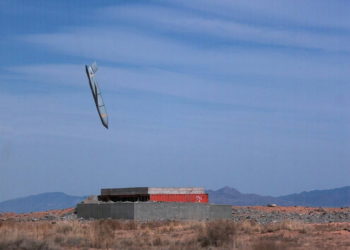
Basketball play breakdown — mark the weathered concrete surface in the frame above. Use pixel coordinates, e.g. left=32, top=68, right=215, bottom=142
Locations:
left=76, top=203, right=134, bottom=220
left=101, top=187, right=205, bottom=196
left=76, top=202, right=231, bottom=221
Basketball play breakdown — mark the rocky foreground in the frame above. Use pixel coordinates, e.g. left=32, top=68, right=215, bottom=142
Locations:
left=232, top=206, right=350, bottom=224
left=0, top=208, right=76, bottom=222
left=1, top=207, right=350, bottom=249
left=1, top=206, right=350, bottom=224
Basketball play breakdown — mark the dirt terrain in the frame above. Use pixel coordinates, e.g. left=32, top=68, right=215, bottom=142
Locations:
left=0, top=206, right=350, bottom=249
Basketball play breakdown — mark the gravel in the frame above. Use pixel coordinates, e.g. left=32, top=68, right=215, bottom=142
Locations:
left=2, top=206, right=350, bottom=224
left=232, top=207, right=350, bottom=224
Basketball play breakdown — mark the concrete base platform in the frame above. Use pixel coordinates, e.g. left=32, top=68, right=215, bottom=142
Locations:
left=76, top=202, right=232, bottom=221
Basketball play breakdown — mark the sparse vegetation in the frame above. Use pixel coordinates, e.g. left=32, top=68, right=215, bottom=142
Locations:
left=197, top=220, right=236, bottom=248
left=0, top=219, right=349, bottom=249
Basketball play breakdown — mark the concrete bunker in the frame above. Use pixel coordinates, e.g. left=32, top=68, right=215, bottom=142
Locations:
left=76, top=187, right=232, bottom=221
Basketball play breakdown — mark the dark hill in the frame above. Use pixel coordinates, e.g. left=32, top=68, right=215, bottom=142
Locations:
left=0, top=192, right=86, bottom=213
left=208, top=186, right=350, bottom=207
left=278, top=186, right=350, bottom=207
left=207, top=186, right=291, bottom=206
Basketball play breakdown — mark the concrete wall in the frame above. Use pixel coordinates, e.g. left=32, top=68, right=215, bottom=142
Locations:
left=76, top=202, right=232, bottom=221
left=209, top=204, right=233, bottom=220
left=76, top=203, right=135, bottom=219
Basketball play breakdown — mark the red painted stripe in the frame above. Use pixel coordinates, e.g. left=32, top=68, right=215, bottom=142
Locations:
left=149, top=194, right=208, bottom=203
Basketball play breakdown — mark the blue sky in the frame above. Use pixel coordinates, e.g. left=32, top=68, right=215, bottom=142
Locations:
left=0, top=0, right=349, bottom=201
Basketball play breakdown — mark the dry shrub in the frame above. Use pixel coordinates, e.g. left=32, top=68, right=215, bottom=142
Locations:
left=262, top=221, right=308, bottom=233
left=158, top=223, right=179, bottom=233
left=64, top=236, right=86, bottom=248
left=188, top=221, right=205, bottom=232
left=2, top=218, right=348, bottom=249
left=93, top=220, right=130, bottom=238
left=313, top=223, right=349, bottom=233
left=253, top=237, right=296, bottom=250
left=123, top=220, right=137, bottom=230
left=238, top=220, right=261, bottom=234
left=118, top=238, right=134, bottom=248
left=0, top=236, right=51, bottom=250
left=90, top=220, right=117, bottom=248
left=93, top=219, right=138, bottom=233
left=152, top=237, right=162, bottom=246
left=141, top=221, right=164, bottom=230
left=252, top=239, right=281, bottom=250
left=56, top=224, right=73, bottom=234
left=94, top=219, right=118, bottom=238
left=298, top=227, right=308, bottom=234
left=53, top=236, right=64, bottom=245
left=197, top=220, right=236, bottom=247
left=90, top=220, right=140, bottom=249
left=279, top=221, right=307, bottom=231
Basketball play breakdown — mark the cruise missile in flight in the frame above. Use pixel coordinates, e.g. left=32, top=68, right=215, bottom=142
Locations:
left=85, top=62, right=109, bottom=129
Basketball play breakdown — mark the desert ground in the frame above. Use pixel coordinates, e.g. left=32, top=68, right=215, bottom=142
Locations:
left=1, top=206, right=350, bottom=249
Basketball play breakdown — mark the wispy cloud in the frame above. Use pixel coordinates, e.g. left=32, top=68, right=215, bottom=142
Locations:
left=6, top=64, right=85, bottom=87
left=101, top=4, right=350, bottom=53
left=5, top=62, right=349, bottom=118
left=170, top=0, right=350, bottom=30
left=22, top=27, right=350, bottom=81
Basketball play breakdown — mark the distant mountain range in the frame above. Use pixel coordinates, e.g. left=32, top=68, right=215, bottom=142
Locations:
left=208, top=186, right=350, bottom=207
left=0, top=192, right=86, bottom=213
left=278, top=186, right=350, bottom=207
left=207, top=187, right=291, bottom=206
left=0, top=186, right=349, bottom=213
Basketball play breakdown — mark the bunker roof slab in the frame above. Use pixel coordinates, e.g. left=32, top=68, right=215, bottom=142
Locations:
left=101, top=187, right=206, bottom=196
